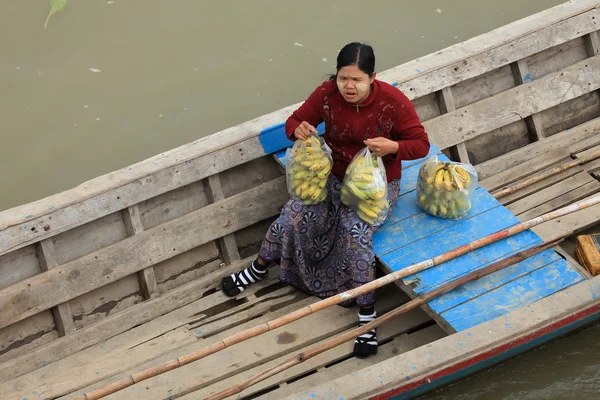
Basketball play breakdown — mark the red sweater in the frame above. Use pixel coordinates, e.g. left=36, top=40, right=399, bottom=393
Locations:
left=285, top=79, right=430, bottom=182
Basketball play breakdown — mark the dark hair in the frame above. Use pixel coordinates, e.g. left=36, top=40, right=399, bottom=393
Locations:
left=329, top=42, right=375, bottom=81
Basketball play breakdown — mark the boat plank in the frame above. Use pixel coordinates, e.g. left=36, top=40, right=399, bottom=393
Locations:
left=507, top=172, right=597, bottom=215
left=529, top=194, right=600, bottom=241
left=518, top=180, right=600, bottom=221
left=0, top=245, right=40, bottom=291
left=428, top=249, right=561, bottom=314
left=0, top=177, right=288, bottom=331
left=511, top=59, right=546, bottom=139
left=374, top=189, right=497, bottom=257
left=185, top=315, right=438, bottom=400
left=423, top=55, right=600, bottom=150
left=497, top=166, right=584, bottom=206
left=480, top=149, right=571, bottom=192
left=251, top=327, right=447, bottom=400
left=98, top=294, right=407, bottom=400
left=0, top=257, right=254, bottom=383
left=2, top=327, right=196, bottom=400
left=204, top=174, right=241, bottom=264
left=0, top=312, right=58, bottom=365
left=555, top=244, right=593, bottom=280
left=124, top=204, right=159, bottom=299
left=441, top=259, right=584, bottom=331
left=403, top=230, right=542, bottom=296
left=474, top=117, right=600, bottom=180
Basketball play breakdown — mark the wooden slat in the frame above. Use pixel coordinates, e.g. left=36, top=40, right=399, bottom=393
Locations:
left=438, top=87, right=470, bottom=164
left=99, top=290, right=416, bottom=400
left=379, top=4, right=600, bottom=99
left=555, top=244, right=593, bottom=280
left=186, top=313, right=438, bottom=400
left=123, top=205, right=159, bottom=299
left=2, top=328, right=197, bottom=400
left=204, top=175, right=241, bottom=264
left=0, top=177, right=288, bottom=331
left=584, top=30, right=600, bottom=56
left=507, top=172, right=597, bottom=215
left=479, top=149, right=571, bottom=192
left=511, top=59, right=546, bottom=139
left=531, top=193, right=600, bottom=240
left=250, top=326, right=446, bottom=400
left=517, top=180, right=600, bottom=221
left=36, top=239, right=75, bottom=337
left=0, top=256, right=254, bottom=383
left=441, top=259, right=583, bottom=331
left=424, top=55, right=600, bottom=150
left=475, top=117, right=600, bottom=180
left=497, top=166, right=584, bottom=206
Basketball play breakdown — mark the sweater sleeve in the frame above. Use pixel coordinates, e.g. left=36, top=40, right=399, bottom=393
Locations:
left=392, top=94, right=430, bottom=160
left=285, top=83, right=326, bottom=141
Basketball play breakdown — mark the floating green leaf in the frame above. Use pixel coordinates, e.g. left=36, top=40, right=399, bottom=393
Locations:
left=44, top=0, right=67, bottom=29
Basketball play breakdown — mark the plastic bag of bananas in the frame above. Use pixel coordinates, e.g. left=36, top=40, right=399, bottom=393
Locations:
left=285, top=135, right=333, bottom=205
left=341, top=147, right=390, bottom=225
left=416, top=154, right=478, bottom=220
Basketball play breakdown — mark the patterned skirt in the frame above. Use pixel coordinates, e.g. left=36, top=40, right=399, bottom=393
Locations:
left=258, top=176, right=400, bottom=307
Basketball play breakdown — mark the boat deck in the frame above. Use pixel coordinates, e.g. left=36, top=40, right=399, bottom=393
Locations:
left=3, top=269, right=444, bottom=400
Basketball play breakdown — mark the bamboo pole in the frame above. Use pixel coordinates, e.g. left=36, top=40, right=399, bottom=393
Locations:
left=74, top=195, right=600, bottom=400
left=492, top=150, right=600, bottom=199
left=206, top=237, right=565, bottom=400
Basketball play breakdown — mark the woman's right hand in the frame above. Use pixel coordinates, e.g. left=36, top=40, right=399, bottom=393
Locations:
left=294, top=121, right=317, bottom=141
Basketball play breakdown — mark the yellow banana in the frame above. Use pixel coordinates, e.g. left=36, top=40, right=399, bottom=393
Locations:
left=434, top=169, right=445, bottom=183
left=352, top=180, right=373, bottom=190
left=347, top=181, right=370, bottom=200
left=306, top=184, right=318, bottom=197
left=358, top=202, right=379, bottom=218
left=352, top=173, right=375, bottom=183
left=443, top=170, right=452, bottom=183
left=318, top=179, right=327, bottom=188
left=357, top=209, right=376, bottom=225
left=311, top=187, right=323, bottom=200
left=294, top=170, right=310, bottom=179
left=366, top=187, right=386, bottom=200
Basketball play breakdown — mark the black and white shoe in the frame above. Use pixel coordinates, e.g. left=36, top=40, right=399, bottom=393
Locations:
left=221, top=259, right=269, bottom=297
left=354, top=308, right=378, bottom=358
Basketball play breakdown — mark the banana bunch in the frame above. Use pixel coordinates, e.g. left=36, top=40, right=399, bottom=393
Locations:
left=417, top=159, right=473, bottom=219
left=287, top=136, right=332, bottom=205
left=341, top=155, right=389, bottom=225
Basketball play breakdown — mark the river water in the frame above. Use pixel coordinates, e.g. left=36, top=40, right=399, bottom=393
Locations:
left=3, top=0, right=598, bottom=398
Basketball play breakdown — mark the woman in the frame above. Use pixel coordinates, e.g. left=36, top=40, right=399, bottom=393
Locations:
left=222, top=42, right=430, bottom=358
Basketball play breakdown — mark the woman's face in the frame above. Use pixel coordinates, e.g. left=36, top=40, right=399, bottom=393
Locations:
left=336, top=65, right=375, bottom=104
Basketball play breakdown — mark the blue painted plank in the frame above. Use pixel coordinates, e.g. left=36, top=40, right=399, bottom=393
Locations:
left=401, top=142, right=442, bottom=169
left=442, top=259, right=584, bottom=331
left=406, top=229, right=543, bottom=296
left=427, top=247, right=560, bottom=314
left=260, top=122, right=325, bottom=156
left=374, top=189, right=502, bottom=257
left=380, top=203, right=524, bottom=270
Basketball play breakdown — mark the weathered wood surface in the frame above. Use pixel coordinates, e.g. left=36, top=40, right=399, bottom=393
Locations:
left=0, top=177, right=288, bottom=331
left=531, top=193, right=600, bottom=241
left=36, top=239, right=75, bottom=336
left=424, top=55, right=600, bottom=150
left=124, top=204, right=159, bottom=299
left=204, top=174, right=241, bottom=264
left=0, top=245, right=40, bottom=291
left=511, top=59, right=546, bottom=139
left=0, top=256, right=254, bottom=383
left=475, top=117, right=600, bottom=180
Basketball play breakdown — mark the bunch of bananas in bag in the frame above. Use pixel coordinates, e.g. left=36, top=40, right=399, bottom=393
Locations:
left=285, top=135, right=333, bottom=205
left=341, top=147, right=390, bottom=225
left=416, top=155, right=478, bottom=220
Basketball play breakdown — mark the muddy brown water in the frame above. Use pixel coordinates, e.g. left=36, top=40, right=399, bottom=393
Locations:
left=3, top=1, right=598, bottom=398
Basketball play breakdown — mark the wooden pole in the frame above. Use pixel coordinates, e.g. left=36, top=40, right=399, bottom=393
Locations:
left=492, top=150, right=600, bottom=199
left=74, top=195, right=600, bottom=400
left=205, top=237, right=565, bottom=400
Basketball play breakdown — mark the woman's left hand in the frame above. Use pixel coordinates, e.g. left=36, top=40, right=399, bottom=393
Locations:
left=363, top=137, right=399, bottom=157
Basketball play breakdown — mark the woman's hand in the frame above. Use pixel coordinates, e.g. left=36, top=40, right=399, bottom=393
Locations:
left=294, top=121, right=318, bottom=141
left=364, top=137, right=399, bottom=157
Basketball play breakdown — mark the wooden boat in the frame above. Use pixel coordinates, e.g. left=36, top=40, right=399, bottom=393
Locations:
left=3, top=1, right=600, bottom=399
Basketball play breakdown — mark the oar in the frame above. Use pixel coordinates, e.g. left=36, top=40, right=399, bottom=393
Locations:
left=492, top=149, right=600, bottom=199
left=206, top=236, right=565, bottom=400
left=74, top=195, right=600, bottom=400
